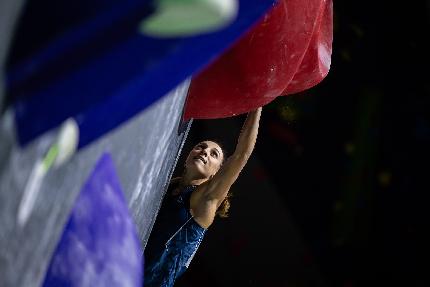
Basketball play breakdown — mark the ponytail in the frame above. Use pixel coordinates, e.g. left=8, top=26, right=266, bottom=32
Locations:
left=216, top=191, right=233, bottom=218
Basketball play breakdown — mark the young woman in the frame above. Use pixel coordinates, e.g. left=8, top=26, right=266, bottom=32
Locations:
left=144, top=107, right=262, bottom=287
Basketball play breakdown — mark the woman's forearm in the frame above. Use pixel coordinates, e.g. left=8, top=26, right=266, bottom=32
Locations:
left=202, top=107, right=262, bottom=202
left=234, top=107, right=262, bottom=158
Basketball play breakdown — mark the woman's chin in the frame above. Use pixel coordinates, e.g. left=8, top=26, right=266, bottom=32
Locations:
left=187, top=164, right=207, bottom=177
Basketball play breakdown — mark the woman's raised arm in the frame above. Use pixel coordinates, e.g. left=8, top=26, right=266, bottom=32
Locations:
left=201, top=107, right=262, bottom=205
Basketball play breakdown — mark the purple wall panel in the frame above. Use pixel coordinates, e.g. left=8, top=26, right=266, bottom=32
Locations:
left=42, top=153, right=142, bottom=287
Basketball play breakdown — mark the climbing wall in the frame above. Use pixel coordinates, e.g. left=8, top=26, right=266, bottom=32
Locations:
left=0, top=2, right=277, bottom=286
left=0, top=81, right=190, bottom=287
left=7, top=0, right=276, bottom=147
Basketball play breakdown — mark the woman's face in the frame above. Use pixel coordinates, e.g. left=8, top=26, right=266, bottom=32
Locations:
left=185, top=141, right=224, bottom=179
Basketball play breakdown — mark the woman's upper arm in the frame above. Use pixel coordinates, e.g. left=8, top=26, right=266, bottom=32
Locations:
left=202, top=153, right=249, bottom=204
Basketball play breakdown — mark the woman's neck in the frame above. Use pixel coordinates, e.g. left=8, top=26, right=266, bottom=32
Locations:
left=180, top=171, right=208, bottom=187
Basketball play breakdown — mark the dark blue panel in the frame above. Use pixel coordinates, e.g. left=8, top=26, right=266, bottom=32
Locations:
left=42, top=153, right=143, bottom=287
left=8, top=0, right=277, bottom=147
left=6, top=0, right=153, bottom=72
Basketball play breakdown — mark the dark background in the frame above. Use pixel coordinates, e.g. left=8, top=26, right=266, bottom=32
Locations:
left=175, top=1, right=430, bottom=286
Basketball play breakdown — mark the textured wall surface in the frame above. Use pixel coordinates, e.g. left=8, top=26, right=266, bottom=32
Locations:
left=43, top=154, right=143, bottom=287
left=0, top=80, right=191, bottom=287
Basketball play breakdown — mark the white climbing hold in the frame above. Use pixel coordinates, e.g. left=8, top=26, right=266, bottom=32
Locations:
left=54, top=118, right=79, bottom=168
left=140, top=0, right=239, bottom=37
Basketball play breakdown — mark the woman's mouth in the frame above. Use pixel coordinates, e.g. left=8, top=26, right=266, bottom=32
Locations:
left=194, top=156, right=207, bottom=164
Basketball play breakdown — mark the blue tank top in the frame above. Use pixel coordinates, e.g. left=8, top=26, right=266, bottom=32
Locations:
left=144, top=181, right=207, bottom=286
left=145, top=183, right=193, bottom=258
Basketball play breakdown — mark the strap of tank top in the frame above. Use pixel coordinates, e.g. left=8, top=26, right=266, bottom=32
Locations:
left=165, top=216, right=193, bottom=248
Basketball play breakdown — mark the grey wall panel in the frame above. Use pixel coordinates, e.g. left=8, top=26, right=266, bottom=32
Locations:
left=0, top=80, right=191, bottom=287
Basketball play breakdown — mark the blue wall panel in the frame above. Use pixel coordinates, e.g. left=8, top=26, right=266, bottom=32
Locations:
left=7, top=0, right=277, bottom=147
